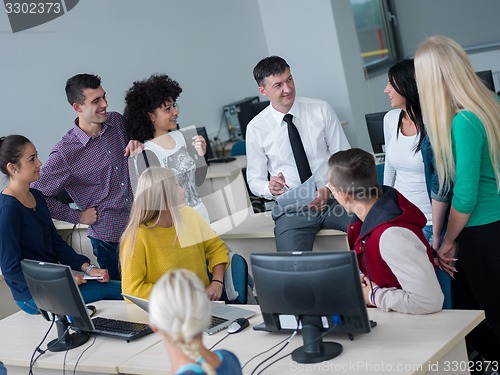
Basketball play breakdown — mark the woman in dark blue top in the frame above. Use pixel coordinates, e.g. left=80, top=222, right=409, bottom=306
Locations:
left=0, top=135, right=122, bottom=314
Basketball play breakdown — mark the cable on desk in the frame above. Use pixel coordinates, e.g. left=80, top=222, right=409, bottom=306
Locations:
left=29, top=314, right=57, bottom=375
left=251, top=319, right=341, bottom=374
left=208, top=332, right=229, bottom=350
left=71, top=335, right=97, bottom=375
left=241, top=335, right=289, bottom=369
left=64, top=223, right=86, bottom=257
left=249, top=330, right=297, bottom=375
left=255, top=350, right=294, bottom=375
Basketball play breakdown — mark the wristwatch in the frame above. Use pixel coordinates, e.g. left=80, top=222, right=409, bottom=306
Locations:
left=84, top=264, right=97, bottom=276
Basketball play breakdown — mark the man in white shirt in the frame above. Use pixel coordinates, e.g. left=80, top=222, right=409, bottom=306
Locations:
left=246, top=56, right=352, bottom=252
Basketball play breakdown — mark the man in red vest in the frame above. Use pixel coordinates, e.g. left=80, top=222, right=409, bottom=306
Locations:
left=327, top=148, right=443, bottom=314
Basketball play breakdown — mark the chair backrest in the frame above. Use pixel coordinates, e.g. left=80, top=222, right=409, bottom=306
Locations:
left=231, top=140, right=246, bottom=156
left=365, top=111, right=387, bottom=155
left=223, top=252, right=249, bottom=304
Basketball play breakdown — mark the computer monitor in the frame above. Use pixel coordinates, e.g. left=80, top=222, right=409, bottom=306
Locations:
left=223, top=96, right=260, bottom=140
left=250, top=251, right=371, bottom=363
left=365, top=111, right=387, bottom=155
left=21, top=259, right=93, bottom=352
left=251, top=100, right=270, bottom=116
left=196, top=126, right=215, bottom=160
left=476, top=70, right=495, bottom=92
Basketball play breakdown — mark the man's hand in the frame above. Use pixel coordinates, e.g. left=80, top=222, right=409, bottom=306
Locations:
left=80, top=207, right=97, bottom=225
left=269, top=172, right=289, bottom=196
left=124, top=140, right=144, bottom=157
left=361, top=275, right=378, bottom=306
left=307, top=186, right=331, bottom=211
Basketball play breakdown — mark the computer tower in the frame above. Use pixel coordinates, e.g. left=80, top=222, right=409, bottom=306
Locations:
left=223, top=96, right=260, bottom=140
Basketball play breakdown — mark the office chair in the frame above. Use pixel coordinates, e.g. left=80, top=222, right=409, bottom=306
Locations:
left=209, top=251, right=256, bottom=304
left=230, top=140, right=246, bottom=156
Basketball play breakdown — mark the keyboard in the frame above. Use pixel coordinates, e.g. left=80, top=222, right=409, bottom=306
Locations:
left=91, top=317, right=153, bottom=341
left=210, top=315, right=229, bottom=329
left=207, top=157, right=236, bottom=164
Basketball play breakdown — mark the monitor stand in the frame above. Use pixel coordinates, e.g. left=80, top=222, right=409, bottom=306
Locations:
left=48, top=315, right=90, bottom=352
left=291, top=317, right=343, bottom=363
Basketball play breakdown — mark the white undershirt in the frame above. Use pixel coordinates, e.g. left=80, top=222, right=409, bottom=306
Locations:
left=383, top=110, right=432, bottom=225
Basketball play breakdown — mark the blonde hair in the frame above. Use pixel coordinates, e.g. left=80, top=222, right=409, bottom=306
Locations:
left=120, top=167, right=184, bottom=263
left=414, top=35, right=500, bottom=193
left=149, top=269, right=215, bottom=375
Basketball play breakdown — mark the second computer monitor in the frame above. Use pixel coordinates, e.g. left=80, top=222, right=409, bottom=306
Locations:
left=21, top=259, right=94, bottom=351
left=251, top=251, right=371, bottom=363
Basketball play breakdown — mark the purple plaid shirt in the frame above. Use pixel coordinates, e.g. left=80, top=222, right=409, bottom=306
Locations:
left=32, top=112, right=133, bottom=242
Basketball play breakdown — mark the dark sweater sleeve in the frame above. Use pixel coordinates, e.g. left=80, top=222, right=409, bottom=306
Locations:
left=0, top=201, right=32, bottom=301
left=32, top=189, right=90, bottom=271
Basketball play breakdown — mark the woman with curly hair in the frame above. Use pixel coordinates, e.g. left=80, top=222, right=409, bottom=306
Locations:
left=124, top=74, right=210, bottom=222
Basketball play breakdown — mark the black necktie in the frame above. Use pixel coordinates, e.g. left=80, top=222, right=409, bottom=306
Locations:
left=284, top=114, right=312, bottom=183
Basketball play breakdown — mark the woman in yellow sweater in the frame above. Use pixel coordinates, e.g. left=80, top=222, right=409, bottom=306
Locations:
left=120, top=167, right=228, bottom=301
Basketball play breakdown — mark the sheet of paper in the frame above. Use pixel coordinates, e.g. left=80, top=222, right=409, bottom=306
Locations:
left=275, top=176, right=316, bottom=208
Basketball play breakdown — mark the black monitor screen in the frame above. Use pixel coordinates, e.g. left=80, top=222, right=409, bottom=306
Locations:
left=21, top=259, right=93, bottom=351
left=476, top=70, right=495, bottom=92
left=196, top=126, right=215, bottom=161
left=251, top=251, right=371, bottom=363
left=365, top=111, right=387, bottom=155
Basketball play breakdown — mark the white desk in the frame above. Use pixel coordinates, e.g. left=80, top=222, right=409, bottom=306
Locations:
left=201, top=161, right=252, bottom=222
left=1, top=301, right=159, bottom=375
left=210, top=208, right=349, bottom=270
left=0, top=302, right=485, bottom=375
left=198, top=155, right=247, bottom=196
left=53, top=220, right=97, bottom=264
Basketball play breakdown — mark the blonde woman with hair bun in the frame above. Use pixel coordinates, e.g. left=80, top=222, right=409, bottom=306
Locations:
left=120, top=167, right=229, bottom=301
left=415, top=35, right=500, bottom=361
left=149, top=269, right=242, bottom=375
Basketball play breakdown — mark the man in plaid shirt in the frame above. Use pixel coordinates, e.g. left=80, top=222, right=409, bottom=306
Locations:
left=32, top=74, right=142, bottom=280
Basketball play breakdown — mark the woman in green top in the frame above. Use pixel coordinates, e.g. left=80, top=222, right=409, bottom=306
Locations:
left=415, top=35, right=500, bottom=361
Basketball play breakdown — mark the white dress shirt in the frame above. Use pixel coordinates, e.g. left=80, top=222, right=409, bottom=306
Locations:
left=246, top=97, right=350, bottom=200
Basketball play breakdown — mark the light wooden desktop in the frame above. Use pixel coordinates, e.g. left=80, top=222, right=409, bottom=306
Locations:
left=210, top=207, right=348, bottom=271
left=0, top=301, right=159, bottom=375
left=1, top=300, right=482, bottom=375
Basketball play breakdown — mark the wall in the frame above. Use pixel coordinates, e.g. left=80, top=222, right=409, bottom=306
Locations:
left=1, top=1, right=499, bottom=170
left=365, top=3, right=500, bottom=115
left=392, top=0, right=500, bottom=58
left=0, top=0, right=268, bottom=164
left=256, top=0, right=373, bottom=152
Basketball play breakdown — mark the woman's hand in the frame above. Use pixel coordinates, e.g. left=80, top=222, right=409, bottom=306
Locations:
left=206, top=281, right=223, bottom=301
left=89, top=267, right=110, bottom=283
left=73, top=273, right=86, bottom=285
left=437, top=239, right=458, bottom=277
left=192, top=135, right=206, bottom=157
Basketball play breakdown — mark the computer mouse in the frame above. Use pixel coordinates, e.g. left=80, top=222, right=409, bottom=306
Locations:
left=227, top=317, right=250, bottom=334
left=86, top=305, right=97, bottom=318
